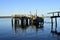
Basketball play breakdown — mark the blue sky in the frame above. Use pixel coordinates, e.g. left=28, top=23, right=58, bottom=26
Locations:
left=0, top=0, right=60, bottom=16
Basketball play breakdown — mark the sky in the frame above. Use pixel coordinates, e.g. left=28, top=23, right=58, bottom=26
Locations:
left=0, top=0, right=60, bottom=16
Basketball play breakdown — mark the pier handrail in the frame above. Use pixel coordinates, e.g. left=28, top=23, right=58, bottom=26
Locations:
left=48, top=11, right=60, bottom=14
left=48, top=11, right=60, bottom=16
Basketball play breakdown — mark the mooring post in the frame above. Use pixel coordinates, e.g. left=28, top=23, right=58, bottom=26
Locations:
left=26, top=18, right=28, bottom=26
left=21, top=18, right=24, bottom=26
left=29, top=18, right=31, bottom=25
left=51, top=18, right=53, bottom=31
left=55, top=17, right=57, bottom=32
left=11, top=18, right=13, bottom=28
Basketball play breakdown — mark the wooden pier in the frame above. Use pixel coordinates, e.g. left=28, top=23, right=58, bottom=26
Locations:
left=1, top=11, right=60, bottom=35
left=48, top=11, right=60, bottom=34
left=11, top=15, right=44, bottom=28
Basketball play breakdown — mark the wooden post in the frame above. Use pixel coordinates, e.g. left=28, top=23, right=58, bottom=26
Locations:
left=21, top=18, right=24, bottom=26
left=55, top=18, right=57, bottom=32
left=51, top=18, right=53, bottom=31
left=26, top=18, right=28, bottom=26
left=11, top=18, right=13, bottom=25
left=14, top=18, right=17, bottom=33
left=29, top=19, right=31, bottom=25
left=11, top=18, right=14, bottom=31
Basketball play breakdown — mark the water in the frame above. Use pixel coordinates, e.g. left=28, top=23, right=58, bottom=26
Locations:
left=0, top=18, right=60, bottom=40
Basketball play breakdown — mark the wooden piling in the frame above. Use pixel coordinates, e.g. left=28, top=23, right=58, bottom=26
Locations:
left=51, top=18, right=53, bottom=31
left=55, top=18, right=57, bottom=32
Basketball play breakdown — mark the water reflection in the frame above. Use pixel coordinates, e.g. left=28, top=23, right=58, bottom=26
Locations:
left=51, top=18, right=60, bottom=36
left=1, top=18, right=60, bottom=40
left=11, top=18, right=44, bottom=34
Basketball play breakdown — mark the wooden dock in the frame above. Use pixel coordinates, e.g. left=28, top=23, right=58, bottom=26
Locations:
left=0, top=11, right=60, bottom=35
left=48, top=11, right=60, bottom=34
left=10, top=14, right=44, bottom=29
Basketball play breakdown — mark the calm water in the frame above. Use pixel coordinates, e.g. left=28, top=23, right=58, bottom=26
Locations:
left=0, top=18, right=60, bottom=40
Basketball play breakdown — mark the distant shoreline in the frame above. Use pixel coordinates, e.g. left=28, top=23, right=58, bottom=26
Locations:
left=0, top=16, right=12, bottom=18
